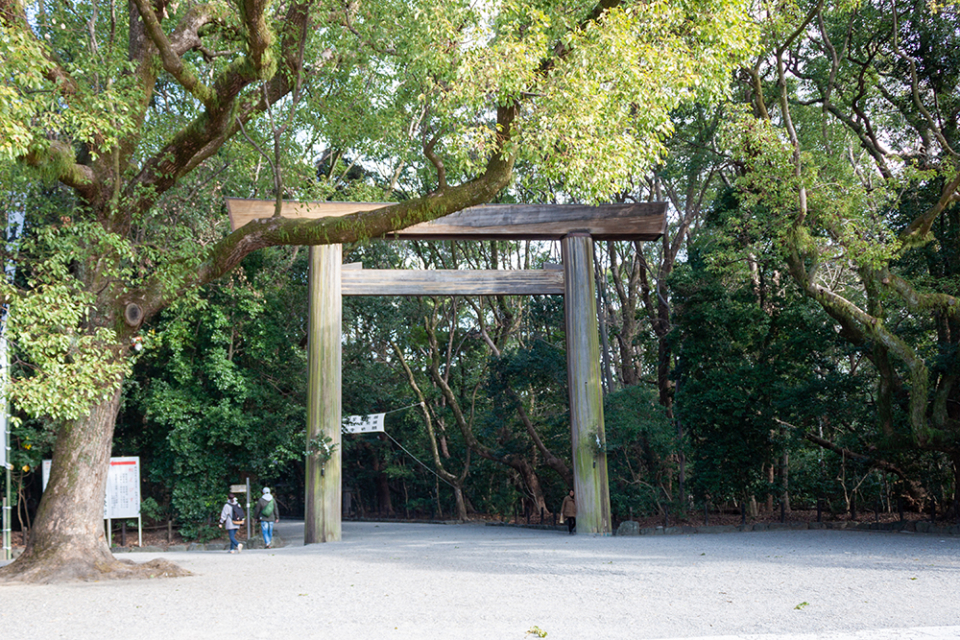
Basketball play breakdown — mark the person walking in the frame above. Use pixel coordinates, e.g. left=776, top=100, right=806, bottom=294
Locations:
left=561, top=489, right=576, bottom=534
left=254, top=487, right=280, bottom=548
left=218, top=493, right=244, bottom=553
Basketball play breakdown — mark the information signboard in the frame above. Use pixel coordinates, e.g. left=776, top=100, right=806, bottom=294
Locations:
left=43, top=456, right=141, bottom=519
left=104, top=457, right=140, bottom=519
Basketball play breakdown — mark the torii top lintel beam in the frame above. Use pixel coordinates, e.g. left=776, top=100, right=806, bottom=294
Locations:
left=226, top=199, right=666, bottom=241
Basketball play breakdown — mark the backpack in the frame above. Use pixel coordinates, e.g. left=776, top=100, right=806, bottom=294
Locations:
left=231, top=502, right=246, bottom=525
left=260, top=498, right=276, bottom=519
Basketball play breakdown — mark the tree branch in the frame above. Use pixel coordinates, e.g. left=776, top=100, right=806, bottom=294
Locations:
left=23, top=142, right=98, bottom=201
left=889, top=0, right=958, bottom=160
left=788, top=423, right=926, bottom=504
left=129, top=0, right=215, bottom=106
left=390, top=341, right=460, bottom=485
left=900, top=169, right=960, bottom=243
left=122, top=0, right=310, bottom=217
left=882, top=270, right=960, bottom=316
left=168, top=4, right=225, bottom=57
left=511, top=390, right=573, bottom=486
left=785, top=251, right=931, bottom=444
left=182, top=104, right=519, bottom=298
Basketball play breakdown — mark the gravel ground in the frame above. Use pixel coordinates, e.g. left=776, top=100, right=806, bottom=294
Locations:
left=2, top=521, right=959, bottom=640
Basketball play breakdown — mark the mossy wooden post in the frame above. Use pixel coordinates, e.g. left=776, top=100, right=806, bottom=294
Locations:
left=562, top=233, right=612, bottom=535
left=305, top=245, right=342, bottom=543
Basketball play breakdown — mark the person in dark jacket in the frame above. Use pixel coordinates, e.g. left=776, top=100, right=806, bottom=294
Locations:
left=253, top=487, right=280, bottom=548
left=561, top=490, right=576, bottom=534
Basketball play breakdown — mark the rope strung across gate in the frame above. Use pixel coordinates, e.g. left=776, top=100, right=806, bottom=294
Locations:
left=383, top=432, right=457, bottom=490
left=343, top=402, right=457, bottom=489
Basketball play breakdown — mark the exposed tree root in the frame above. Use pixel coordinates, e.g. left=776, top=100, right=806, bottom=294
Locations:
left=0, top=551, right=191, bottom=584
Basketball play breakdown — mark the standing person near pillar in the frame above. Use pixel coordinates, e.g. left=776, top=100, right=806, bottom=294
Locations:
left=218, top=493, right=244, bottom=553
left=254, top=487, right=280, bottom=549
left=561, top=490, right=577, bottom=534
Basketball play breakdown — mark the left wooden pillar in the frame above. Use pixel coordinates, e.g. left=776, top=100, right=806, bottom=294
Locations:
left=305, top=245, right=342, bottom=543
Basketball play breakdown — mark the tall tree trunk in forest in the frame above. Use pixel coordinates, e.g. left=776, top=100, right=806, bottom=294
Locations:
left=607, top=242, right=643, bottom=387
left=515, top=458, right=549, bottom=515
left=452, top=485, right=467, bottom=521
left=781, top=451, right=790, bottom=513
left=372, top=439, right=395, bottom=516
left=595, top=258, right=617, bottom=394
left=766, top=463, right=775, bottom=512
left=376, top=475, right=394, bottom=516
left=951, top=454, right=960, bottom=519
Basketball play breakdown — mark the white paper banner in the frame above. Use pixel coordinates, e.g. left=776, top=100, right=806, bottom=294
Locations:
left=342, top=413, right=385, bottom=434
left=43, top=456, right=141, bottom=519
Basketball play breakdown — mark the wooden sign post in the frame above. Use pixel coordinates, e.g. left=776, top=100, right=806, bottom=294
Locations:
left=226, top=199, right=665, bottom=540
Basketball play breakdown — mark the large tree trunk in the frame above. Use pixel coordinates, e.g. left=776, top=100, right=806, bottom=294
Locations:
left=0, top=390, right=187, bottom=583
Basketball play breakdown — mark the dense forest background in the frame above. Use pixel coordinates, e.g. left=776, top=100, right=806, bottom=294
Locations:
left=4, top=0, right=960, bottom=543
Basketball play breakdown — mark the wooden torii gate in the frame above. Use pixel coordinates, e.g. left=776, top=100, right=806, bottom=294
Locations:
left=227, top=199, right=666, bottom=540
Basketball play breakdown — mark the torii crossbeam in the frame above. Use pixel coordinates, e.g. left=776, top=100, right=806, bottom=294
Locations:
left=226, top=199, right=666, bottom=541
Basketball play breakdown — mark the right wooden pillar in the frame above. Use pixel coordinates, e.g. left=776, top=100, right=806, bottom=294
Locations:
left=562, top=233, right=612, bottom=535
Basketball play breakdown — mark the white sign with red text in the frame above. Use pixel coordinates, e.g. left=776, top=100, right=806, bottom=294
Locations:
left=43, top=456, right=141, bottom=519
